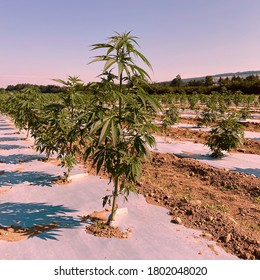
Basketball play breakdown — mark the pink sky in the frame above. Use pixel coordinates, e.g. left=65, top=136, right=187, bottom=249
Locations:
left=1, top=0, right=259, bottom=88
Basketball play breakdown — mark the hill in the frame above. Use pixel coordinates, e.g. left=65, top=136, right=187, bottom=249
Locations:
left=163, top=70, right=260, bottom=84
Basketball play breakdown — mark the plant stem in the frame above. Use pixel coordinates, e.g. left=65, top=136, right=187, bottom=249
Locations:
left=107, top=177, right=119, bottom=225
left=118, top=73, right=123, bottom=122
left=65, top=169, right=70, bottom=182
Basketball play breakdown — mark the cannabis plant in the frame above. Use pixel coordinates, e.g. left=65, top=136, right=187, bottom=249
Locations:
left=162, top=105, right=179, bottom=133
left=32, top=76, right=85, bottom=181
left=198, top=107, right=219, bottom=127
left=85, top=31, right=160, bottom=225
left=5, top=87, right=42, bottom=137
left=206, top=114, right=244, bottom=158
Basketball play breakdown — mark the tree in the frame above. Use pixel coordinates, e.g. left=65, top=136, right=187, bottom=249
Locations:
left=85, top=31, right=160, bottom=225
left=170, top=74, right=183, bottom=87
left=205, top=76, right=214, bottom=86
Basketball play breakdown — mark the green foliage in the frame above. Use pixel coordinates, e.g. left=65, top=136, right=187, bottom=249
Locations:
left=3, top=86, right=43, bottom=137
left=217, top=96, right=228, bottom=114
left=198, top=107, right=219, bottom=127
left=239, top=106, right=251, bottom=120
left=188, top=94, right=199, bottom=110
left=162, top=105, right=179, bottom=131
left=32, top=76, right=86, bottom=180
left=204, top=76, right=214, bottom=86
left=170, top=74, right=183, bottom=87
left=206, top=114, right=244, bottom=158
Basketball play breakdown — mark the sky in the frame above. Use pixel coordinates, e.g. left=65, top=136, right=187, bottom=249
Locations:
left=0, top=0, right=259, bottom=87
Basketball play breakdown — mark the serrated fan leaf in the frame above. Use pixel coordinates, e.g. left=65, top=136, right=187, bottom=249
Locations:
left=89, top=120, right=103, bottom=135
left=132, top=49, right=152, bottom=69
left=98, top=118, right=111, bottom=145
left=52, top=78, right=68, bottom=86
left=96, top=156, right=104, bottom=174
left=103, top=58, right=116, bottom=72
left=118, top=62, right=124, bottom=77
left=111, top=119, right=118, bottom=147
left=88, top=56, right=106, bottom=65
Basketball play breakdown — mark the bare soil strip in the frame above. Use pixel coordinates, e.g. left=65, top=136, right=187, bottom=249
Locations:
left=138, top=152, right=260, bottom=259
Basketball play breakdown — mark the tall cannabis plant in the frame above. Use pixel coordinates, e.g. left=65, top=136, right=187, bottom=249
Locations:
left=86, top=31, right=160, bottom=225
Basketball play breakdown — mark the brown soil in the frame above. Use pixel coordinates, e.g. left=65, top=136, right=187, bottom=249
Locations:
left=138, top=152, right=260, bottom=259
left=0, top=190, right=10, bottom=194
left=85, top=223, right=130, bottom=239
left=159, top=126, right=260, bottom=155
left=0, top=223, right=58, bottom=242
left=51, top=177, right=71, bottom=184
left=82, top=210, right=130, bottom=239
left=240, top=122, right=260, bottom=132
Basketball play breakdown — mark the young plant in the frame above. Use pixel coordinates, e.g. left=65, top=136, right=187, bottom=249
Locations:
left=32, top=76, right=85, bottom=181
left=206, top=114, right=244, bottom=158
left=198, top=107, right=219, bottom=127
left=187, top=94, right=199, bottom=110
left=86, top=31, right=160, bottom=225
left=239, top=106, right=251, bottom=120
left=162, top=105, right=179, bottom=133
left=5, top=86, right=42, bottom=137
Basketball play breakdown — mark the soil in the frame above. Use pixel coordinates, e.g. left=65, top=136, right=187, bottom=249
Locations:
left=51, top=177, right=71, bottom=184
left=85, top=223, right=130, bottom=239
left=138, top=152, right=260, bottom=260
left=80, top=150, right=260, bottom=258
left=81, top=210, right=131, bottom=239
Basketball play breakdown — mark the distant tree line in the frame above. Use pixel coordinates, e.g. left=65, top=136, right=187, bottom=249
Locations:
left=147, top=74, right=260, bottom=95
left=4, top=83, right=66, bottom=93
left=1, top=74, right=259, bottom=95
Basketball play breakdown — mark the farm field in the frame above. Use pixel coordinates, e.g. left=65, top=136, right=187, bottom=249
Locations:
left=0, top=98, right=259, bottom=259
left=0, top=32, right=259, bottom=261
left=0, top=115, right=238, bottom=260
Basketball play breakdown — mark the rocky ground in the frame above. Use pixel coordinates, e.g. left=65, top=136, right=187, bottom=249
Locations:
left=138, top=152, right=260, bottom=260
left=81, top=148, right=260, bottom=259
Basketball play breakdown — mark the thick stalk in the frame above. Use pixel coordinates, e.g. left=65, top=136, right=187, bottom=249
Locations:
left=107, top=177, right=119, bottom=225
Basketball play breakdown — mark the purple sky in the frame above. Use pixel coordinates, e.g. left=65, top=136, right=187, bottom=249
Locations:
left=0, top=0, right=259, bottom=87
